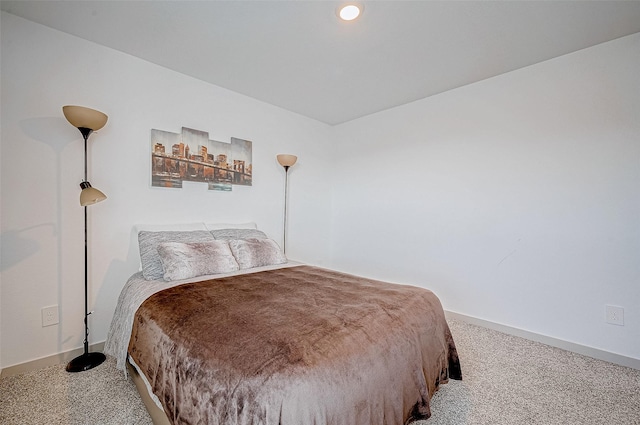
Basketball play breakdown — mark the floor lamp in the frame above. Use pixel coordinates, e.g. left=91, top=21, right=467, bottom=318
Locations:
left=277, top=154, right=297, bottom=254
left=63, top=105, right=108, bottom=373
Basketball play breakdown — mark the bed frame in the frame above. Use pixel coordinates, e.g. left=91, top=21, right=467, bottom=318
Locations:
left=127, top=360, right=170, bottom=425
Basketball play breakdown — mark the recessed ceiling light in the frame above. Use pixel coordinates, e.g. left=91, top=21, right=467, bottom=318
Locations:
left=338, top=4, right=362, bottom=21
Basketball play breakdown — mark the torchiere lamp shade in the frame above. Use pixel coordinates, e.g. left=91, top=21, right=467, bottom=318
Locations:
left=63, top=105, right=108, bottom=131
left=277, top=154, right=298, bottom=168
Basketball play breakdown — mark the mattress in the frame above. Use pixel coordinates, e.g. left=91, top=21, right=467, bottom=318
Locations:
left=105, top=264, right=461, bottom=425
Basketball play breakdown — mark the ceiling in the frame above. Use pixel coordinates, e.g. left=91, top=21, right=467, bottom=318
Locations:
left=3, top=1, right=640, bottom=125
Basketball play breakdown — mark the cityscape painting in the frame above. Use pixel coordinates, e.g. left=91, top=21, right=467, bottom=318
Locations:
left=151, top=127, right=252, bottom=191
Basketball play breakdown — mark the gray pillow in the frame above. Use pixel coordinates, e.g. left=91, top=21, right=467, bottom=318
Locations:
left=138, top=230, right=216, bottom=280
left=157, top=241, right=239, bottom=281
left=228, top=238, right=287, bottom=269
left=210, top=228, right=268, bottom=240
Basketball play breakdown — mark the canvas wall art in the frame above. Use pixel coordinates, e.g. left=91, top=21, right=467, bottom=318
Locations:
left=151, top=127, right=252, bottom=191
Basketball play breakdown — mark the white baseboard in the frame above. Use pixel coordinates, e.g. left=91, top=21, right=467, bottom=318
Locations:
left=0, top=341, right=106, bottom=378
left=445, top=310, right=640, bottom=371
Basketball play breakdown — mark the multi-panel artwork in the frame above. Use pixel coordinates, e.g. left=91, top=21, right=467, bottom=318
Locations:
left=151, top=127, right=252, bottom=191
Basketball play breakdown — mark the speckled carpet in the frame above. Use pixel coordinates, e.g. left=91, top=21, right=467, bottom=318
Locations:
left=1, top=318, right=639, bottom=425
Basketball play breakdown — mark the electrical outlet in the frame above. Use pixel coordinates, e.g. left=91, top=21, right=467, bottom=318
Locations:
left=605, top=305, right=624, bottom=326
left=42, top=305, right=59, bottom=327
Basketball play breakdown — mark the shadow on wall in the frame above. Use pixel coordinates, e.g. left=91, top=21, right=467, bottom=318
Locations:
left=4, top=116, right=77, bottom=270
left=5, top=116, right=81, bottom=353
left=92, top=226, right=146, bottom=343
left=0, top=224, right=55, bottom=271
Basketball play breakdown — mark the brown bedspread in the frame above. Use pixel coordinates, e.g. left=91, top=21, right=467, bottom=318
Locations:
left=128, top=265, right=461, bottom=425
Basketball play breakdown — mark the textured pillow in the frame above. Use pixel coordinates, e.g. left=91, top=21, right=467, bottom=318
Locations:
left=157, top=241, right=239, bottom=281
left=210, top=228, right=268, bottom=241
left=228, top=238, right=287, bottom=269
left=138, top=230, right=216, bottom=280
left=134, top=223, right=208, bottom=271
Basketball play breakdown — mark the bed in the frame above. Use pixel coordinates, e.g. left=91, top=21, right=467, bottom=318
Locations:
left=104, top=224, right=461, bottom=425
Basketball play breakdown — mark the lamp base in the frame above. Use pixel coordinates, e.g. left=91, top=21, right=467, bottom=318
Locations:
left=66, top=352, right=106, bottom=373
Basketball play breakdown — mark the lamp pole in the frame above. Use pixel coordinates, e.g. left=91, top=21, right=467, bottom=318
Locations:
left=283, top=164, right=290, bottom=254
left=276, top=154, right=297, bottom=255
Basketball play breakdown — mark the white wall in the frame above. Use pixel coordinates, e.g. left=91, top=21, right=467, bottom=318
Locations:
left=2, top=11, right=639, bottom=369
left=0, top=12, right=333, bottom=368
left=331, top=33, right=640, bottom=359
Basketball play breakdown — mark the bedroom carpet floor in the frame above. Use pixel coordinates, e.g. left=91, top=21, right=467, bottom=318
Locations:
left=1, top=318, right=639, bottom=425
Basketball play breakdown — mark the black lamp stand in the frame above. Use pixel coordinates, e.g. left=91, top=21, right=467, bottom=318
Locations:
left=66, top=128, right=106, bottom=372
left=282, top=164, right=291, bottom=254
